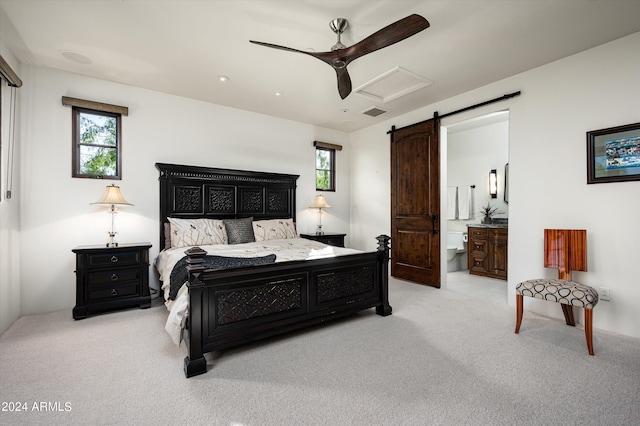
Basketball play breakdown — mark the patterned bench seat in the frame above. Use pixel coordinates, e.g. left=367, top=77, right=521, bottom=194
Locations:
left=515, top=279, right=599, bottom=355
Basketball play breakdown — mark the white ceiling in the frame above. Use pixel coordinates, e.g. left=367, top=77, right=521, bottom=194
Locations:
left=2, top=0, right=640, bottom=133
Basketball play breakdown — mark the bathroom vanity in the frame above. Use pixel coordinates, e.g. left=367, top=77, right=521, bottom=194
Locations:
left=467, top=225, right=508, bottom=280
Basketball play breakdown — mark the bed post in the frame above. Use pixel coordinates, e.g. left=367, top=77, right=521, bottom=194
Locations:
left=183, top=247, right=208, bottom=378
left=376, top=235, right=392, bottom=316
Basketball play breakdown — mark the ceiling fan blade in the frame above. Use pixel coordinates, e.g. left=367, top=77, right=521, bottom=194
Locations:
left=340, top=14, right=430, bottom=65
left=249, top=40, right=310, bottom=55
left=250, top=40, right=339, bottom=66
left=250, top=40, right=350, bottom=98
left=336, top=67, right=352, bottom=99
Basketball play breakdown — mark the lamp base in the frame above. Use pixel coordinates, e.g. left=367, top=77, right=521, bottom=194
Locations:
left=107, top=231, right=118, bottom=248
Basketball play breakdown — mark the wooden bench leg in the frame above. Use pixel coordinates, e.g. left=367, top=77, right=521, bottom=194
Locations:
left=585, top=308, right=594, bottom=356
left=561, top=303, right=575, bottom=326
left=515, top=294, right=523, bottom=333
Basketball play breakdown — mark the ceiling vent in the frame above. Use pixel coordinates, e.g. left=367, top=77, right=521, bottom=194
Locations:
left=354, top=66, right=433, bottom=103
left=361, top=106, right=388, bottom=117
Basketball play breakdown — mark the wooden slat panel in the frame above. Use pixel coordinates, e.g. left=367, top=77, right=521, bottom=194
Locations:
left=544, top=229, right=587, bottom=272
left=62, top=96, right=129, bottom=116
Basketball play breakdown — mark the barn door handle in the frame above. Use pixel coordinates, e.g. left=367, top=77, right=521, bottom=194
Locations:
left=432, top=215, right=439, bottom=235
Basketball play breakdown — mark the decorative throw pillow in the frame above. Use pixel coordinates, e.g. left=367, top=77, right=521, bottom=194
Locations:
left=168, top=218, right=227, bottom=248
left=164, top=222, right=172, bottom=250
left=253, top=219, right=297, bottom=241
left=223, top=217, right=256, bottom=244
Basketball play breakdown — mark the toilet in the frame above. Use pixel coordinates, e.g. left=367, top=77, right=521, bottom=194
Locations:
left=447, top=231, right=468, bottom=272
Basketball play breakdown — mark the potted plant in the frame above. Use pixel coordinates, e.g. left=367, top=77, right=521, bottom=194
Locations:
left=479, top=203, right=504, bottom=224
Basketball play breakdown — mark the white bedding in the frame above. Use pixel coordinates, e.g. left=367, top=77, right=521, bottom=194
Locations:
left=155, top=238, right=362, bottom=345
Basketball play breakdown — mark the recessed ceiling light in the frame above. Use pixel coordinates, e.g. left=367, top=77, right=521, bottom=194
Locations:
left=275, top=91, right=284, bottom=97
left=217, top=75, right=230, bottom=82
left=340, top=108, right=350, bottom=113
left=60, top=50, right=92, bottom=65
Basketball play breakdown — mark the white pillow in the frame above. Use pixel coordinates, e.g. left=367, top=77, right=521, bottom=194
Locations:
left=252, top=219, right=297, bottom=241
left=168, top=218, right=227, bottom=248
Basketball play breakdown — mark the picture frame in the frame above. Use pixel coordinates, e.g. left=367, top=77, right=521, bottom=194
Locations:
left=587, top=122, right=640, bottom=184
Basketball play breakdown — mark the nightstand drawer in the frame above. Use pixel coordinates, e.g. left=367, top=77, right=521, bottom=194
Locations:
left=322, top=237, right=345, bottom=247
left=88, top=283, right=139, bottom=301
left=87, top=251, right=141, bottom=268
left=300, top=233, right=346, bottom=247
left=87, top=268, right=139, bottom=285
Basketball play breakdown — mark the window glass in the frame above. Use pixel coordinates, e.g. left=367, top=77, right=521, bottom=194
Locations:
left=315, top=147, right=335, bottom=191
left=73, top=107, right=121, bottom=179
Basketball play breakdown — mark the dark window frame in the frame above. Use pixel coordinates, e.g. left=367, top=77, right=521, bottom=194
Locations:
left=315, top=146, right=336, bottom=192
left=72, top=106, right=122, bottom=180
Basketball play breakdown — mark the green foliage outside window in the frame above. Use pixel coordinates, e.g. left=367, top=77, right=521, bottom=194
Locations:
left=316, top=147, right=334, bottom=191
left=73, top=108, right=121, bottom=179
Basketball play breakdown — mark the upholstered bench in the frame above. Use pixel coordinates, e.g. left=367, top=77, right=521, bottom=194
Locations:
left=515, top=279, right=599, bottom=355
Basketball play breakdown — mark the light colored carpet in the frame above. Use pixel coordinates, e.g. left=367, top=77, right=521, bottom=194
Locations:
left=446, top=270, right=507, bottom=305
left=1, top=278, right=639, bottom=425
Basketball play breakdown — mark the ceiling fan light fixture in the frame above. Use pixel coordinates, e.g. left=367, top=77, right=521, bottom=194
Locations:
left=332, top=59, right=346, bottom=69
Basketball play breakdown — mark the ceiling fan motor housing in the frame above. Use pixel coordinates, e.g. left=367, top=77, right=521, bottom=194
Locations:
left=330, top=18, right=348, bottom=51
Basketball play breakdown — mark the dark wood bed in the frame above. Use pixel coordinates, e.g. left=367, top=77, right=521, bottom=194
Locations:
left=156, top=163, right=391, bottom=378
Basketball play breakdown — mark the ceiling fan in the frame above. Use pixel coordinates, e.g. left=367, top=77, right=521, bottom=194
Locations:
left=250, top=14, right=430, bottom=99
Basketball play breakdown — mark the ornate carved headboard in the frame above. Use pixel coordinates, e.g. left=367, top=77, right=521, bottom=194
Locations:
left=156, top=163, right=299, bottom=250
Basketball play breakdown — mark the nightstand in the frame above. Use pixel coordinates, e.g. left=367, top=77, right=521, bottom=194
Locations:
left=300, top=233, right=346, bottom=247
left=72, top=242, right=152, bottom=319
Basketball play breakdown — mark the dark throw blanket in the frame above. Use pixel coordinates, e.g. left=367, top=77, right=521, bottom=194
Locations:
left=168, top=254, right=277, bottom=300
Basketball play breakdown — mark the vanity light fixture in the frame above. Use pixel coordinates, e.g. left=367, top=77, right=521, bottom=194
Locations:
left=489, top=169, right=498, bottom=198
left=310, top=194, right=330, bottom=235
left=91, top=184, right=133, bottom=247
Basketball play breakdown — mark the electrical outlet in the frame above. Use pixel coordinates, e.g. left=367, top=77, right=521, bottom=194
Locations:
left=599, top=287, right=610, bottom=301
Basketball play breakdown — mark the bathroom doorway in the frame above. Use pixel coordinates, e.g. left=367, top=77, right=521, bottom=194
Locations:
left=442, top=111, right=509, bottom=305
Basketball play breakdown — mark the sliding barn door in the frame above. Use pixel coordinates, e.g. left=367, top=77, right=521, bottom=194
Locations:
left=390, top=118, right=441, bottom=287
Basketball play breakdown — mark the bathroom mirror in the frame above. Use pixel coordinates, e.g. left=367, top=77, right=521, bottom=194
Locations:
left=504, top=163, right=509, bottom=204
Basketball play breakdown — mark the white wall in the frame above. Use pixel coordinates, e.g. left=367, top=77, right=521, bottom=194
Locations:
left=16, top=65, right=350, bottom=317
left=350, top=31, right=640, bottom=339
left=0, top=40, right=21, bottom=335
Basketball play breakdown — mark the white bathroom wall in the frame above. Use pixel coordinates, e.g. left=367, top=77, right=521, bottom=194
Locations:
left=350, top=31, right=640, bottom=339
left=446, top=116, right=509, bottom=233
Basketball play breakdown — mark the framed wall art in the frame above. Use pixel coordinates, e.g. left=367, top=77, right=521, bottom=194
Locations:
left=587, top=122, right=640, bottom=184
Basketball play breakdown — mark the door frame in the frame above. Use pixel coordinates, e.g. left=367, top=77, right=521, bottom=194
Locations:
left=439, top=109, right=511, bottom=290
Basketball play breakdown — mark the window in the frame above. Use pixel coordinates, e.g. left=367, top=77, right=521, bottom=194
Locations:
left=314, top=141, right=342, bottom=191
left=315, top=146, right=335, bottom=191
left=72, top=107, right=121, bottom=179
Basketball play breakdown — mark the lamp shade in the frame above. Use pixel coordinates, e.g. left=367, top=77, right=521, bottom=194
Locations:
left=310, top=194, right=330, bottom=209
left=91, top=184, right=133, bottom=206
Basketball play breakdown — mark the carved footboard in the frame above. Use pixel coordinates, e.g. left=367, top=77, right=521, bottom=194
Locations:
left=183, top=235, right=391, bottom=378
